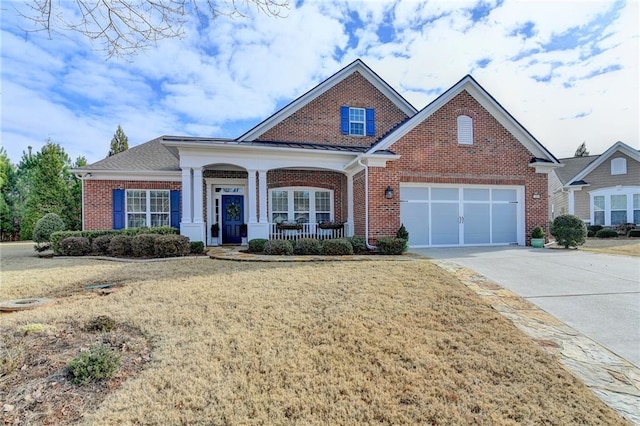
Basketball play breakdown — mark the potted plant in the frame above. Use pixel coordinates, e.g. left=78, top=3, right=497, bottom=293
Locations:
left=318, top=221, right=344, bottom=230
left=276, top=222, right=303, bottom=231
left=211, top=223, right=220, bottom=238
left=531, top=226, right=545, bottom=248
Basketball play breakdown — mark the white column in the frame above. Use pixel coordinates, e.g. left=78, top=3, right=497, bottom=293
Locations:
left=193, top=167, right=204, bottom=223
left=568, top=190, right=575, bottom=215
left=258, top=170, right=268, bottom=223
left=346, top=173, right=354, bottom=236
left=181, top=168, right=192, bottom=223
left=247, top=169, right=257, bottom=223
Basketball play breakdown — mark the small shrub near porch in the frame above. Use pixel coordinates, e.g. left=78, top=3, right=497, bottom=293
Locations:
left=550, top=214, right=587, bottom=248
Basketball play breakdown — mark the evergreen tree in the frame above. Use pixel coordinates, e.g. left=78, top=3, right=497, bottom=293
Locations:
left=108, top=125, right=129, bottom=157
left=0, top=148, right=17, bottom=240
left=574, top=142, right=589, bottom=157
left=20, top=141, right=73, bottom=240
left=67, top=156, right=88, bottom=231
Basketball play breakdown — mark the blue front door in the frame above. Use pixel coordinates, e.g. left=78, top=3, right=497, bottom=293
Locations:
left=222, top=195, right=244, bottom=244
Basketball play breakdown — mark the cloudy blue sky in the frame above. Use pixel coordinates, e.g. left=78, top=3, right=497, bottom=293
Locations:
left=1, top=0, right=638, bottom=165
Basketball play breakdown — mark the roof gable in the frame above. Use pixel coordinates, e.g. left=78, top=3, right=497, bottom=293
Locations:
left=78, top=138, right=180, bottom=172
left=369, top=75, right=559, bottom=164
left=238, top=59, right=417, bottom=142
left=567, top=141, right=640, bottom=185
left=553, top=155, right=599, bottom=184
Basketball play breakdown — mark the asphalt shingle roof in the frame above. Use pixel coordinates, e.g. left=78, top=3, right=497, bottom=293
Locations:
left=554, top=155, right=599, bottom=184
left=79, top=138, right=180, bottom=171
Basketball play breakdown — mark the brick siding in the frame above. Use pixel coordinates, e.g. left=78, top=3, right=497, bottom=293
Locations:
left=256, top=72, right=409, bottom=147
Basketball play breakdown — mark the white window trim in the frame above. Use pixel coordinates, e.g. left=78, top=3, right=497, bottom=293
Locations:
left=268, top=187, right=334, bottom=223
left=457, top=115, right=473, bottom=145
left=589, top=186, right=640, bottom=225
left=611, top=158, right=627, bottom=175
left=125, top=189, right=170, bottom=229
left=349, top=107, right=365, bottom=136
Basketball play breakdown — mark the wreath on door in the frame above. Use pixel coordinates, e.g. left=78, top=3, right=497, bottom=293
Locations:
left=225, top=202, right=241, bottom=220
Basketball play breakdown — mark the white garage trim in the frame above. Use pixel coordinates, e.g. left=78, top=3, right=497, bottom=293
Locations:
left=400, top=183, right=525, bottom=247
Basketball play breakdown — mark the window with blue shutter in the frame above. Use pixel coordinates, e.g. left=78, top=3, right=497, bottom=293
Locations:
left=365, top=108, right=375, bottom=136
left=340, top=106, right=349, bottom=135
left=341, top=106, right=375, bottom=136
left=112, top=189, right=125, bottom=230
left=170, top=190, right=181, bottom=229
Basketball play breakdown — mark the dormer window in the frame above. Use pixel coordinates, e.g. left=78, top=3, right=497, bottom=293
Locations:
left=341, top=106, right=375, bottom=136
left=611, top=158, right=627, bottom=175
left=457, top=115, right=473, bottom=145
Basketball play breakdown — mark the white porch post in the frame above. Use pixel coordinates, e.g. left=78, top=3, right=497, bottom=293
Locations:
left=259, top=170, right=268, bottom=223
left=346, top=173, right=354, bottom=236
left=568, top=190, right=575, bottom=215
left=247, top=169, right=257, bottom=223
left=181, top=168, right=192, bottom=223
left=193, top=167, right=204, bottom=223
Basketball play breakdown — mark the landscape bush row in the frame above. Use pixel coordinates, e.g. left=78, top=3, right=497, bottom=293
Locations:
left=586, top=223, right=639, bottom=238
left=247, top=236, right=408, bottom=256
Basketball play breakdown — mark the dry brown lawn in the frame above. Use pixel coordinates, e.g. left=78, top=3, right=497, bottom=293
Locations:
left=0, top=242, right=628, bottom=425
left=580, top=238, right=640, bottom=257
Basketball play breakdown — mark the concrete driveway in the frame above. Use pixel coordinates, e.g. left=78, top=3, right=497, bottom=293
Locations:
left=410, top=246, right=640, bottom=367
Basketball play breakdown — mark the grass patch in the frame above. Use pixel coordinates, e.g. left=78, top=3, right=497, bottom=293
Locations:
left=0, top=243, right=627, bottom=425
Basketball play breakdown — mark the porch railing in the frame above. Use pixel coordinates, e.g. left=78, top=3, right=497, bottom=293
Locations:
left=269, top=223, right=350, bottom=240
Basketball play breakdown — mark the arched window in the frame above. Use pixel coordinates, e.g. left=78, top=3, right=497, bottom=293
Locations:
left=457, top=115, right=473, bottom=145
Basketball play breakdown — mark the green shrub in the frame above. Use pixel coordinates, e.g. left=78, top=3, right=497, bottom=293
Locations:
left=92, top=235, right=113, bottom=255
left=153, top=234, right=190, bottom=258
left=531, top=226, right=545, bottom=239
left=376, top=237, right=408, bottom=255
left=321, top=238, right=353, bottom=255
left=59, top=237, right=91, bottom=256
left=85, top=315, right=117, bottom=333
left=348, top=236, right=367, bottom=254
left=628, top=229, right=640, bottom=238
left=190, top=241, right=205, bottom=254
left=396, top=224, right=409, bottom=240
left=587, top=230, right=595, bottom=238
left=550, top=214, right=587, bottom=248
left=263, top=239, right=294, bottom=255
left=293, top=238, right=323, bottom=255
left=587, top=225, right=603, bottom=234
left=67, top=344, right=121, bottom=384
left=109, top=235, right=133, bottom=257
left=248, top=238, right=268, bottom=253
left=33, top=213, right=66, bottom=251
left=595, top=228, right=618, bottom=238
left=121, top=226, right=178, bottom=236
left=132, top=234, right=157, bottom=257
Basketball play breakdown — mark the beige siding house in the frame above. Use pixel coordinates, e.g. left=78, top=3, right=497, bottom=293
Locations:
left=549, top=142, right=640, bottom=226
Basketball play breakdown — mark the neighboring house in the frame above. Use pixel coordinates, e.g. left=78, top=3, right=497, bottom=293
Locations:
left=75, top=59, right=560, bottom=247
left=549, top=141, right=640, bottom=226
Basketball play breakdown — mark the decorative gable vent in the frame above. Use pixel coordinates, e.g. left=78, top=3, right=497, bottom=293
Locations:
left=457, top=115, right=473, bottom=145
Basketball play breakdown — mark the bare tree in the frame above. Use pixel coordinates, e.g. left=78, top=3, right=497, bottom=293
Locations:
left=17, top=0, right=289, bottom=58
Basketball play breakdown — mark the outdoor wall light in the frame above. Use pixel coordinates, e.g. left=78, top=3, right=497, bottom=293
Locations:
left=385, top=186, right=394, bottom=199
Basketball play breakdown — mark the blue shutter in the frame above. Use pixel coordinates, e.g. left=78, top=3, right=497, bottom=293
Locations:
left=112, top=189, right=125, bottom=230
left=170, top=190, right=181, bottom=229
left=340, top=106, right=349, bottom=135
left=366, top=108, right=375, bottom=136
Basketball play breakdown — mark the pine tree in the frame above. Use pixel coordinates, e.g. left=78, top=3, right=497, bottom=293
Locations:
left=0, top=148, right=17, bottom=240
left=108, top=125, right=129, bottom=157
left=574, top=142, right=589, bottom=157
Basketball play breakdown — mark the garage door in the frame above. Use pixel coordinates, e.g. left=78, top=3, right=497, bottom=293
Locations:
left=400, top=185, right=524, bottom=247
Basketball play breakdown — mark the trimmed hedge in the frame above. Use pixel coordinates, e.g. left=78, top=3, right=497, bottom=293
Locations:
left=190, top=241, right=205, bottom=254
left=595, top=228, right=618, bottom=238
left=132, top=234, right=157, bottom=257
left=154, top=235, right=190, bottom=258
left=51, top=227, right=179, bottom=255
left=59, top=237, right=91, bottom=256
left=321, top=238, right=353, bottom=255
left=33, top=213, right=66, bottom=244
left=92, top=235, right=113, bottom=255
left=109, top=235, right=133, bottom=257
left=248, top=238, right=268, bottom=253
left=348, top=236, right=367, bottom=254
left=263, top=240, right=294, bottom=255
left=376, top=237, right=407, bottom=255
left=628, top=229, right=640, bottom=238
left=587, top=225, right=603, bottom=234
left=294, top=238, right=323, bottom=255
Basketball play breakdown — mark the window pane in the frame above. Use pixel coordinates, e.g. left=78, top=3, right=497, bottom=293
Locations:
left=316, top=212, right=331, bottom=223
left=294, top=191, right=309, bottom=212
left=611, top=210, right=627, bottom=225
left=611, top=195, right=626, bottom=210
left=593, top=196, right=605, bottom=211
left=151, top=213, right=169, bottom=227
left=315, top=192, right=330, bottom=213
left=493, top=189, right=517, bottom=202
left=127, top=213, right=146, bottom=228
left=633, top=194, right=640, bottom=209
left=349, top=108, right=364, bottom=122
left=594, top=211, right=604, bottom=226
left=127, top=190, right=146, bottom=213
left=350, top=122, right=364, bottom=135
left=272, top=213, right=289, bottom=223
left=271, top=190, right=288, bottom=212
left=634, top=210, right=640, bottom=225
left=150, top=191, right=169, bottom=213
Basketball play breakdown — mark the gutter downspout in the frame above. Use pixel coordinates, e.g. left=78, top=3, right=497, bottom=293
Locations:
left=357, top=158, right=376, bottom=250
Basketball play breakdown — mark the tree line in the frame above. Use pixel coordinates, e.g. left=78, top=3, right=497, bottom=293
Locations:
left=0, top=126, right=129, bottom=241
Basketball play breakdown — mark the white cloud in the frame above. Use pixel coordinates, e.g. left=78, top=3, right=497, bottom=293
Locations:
left=0, top=0, right=637, bottom=166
